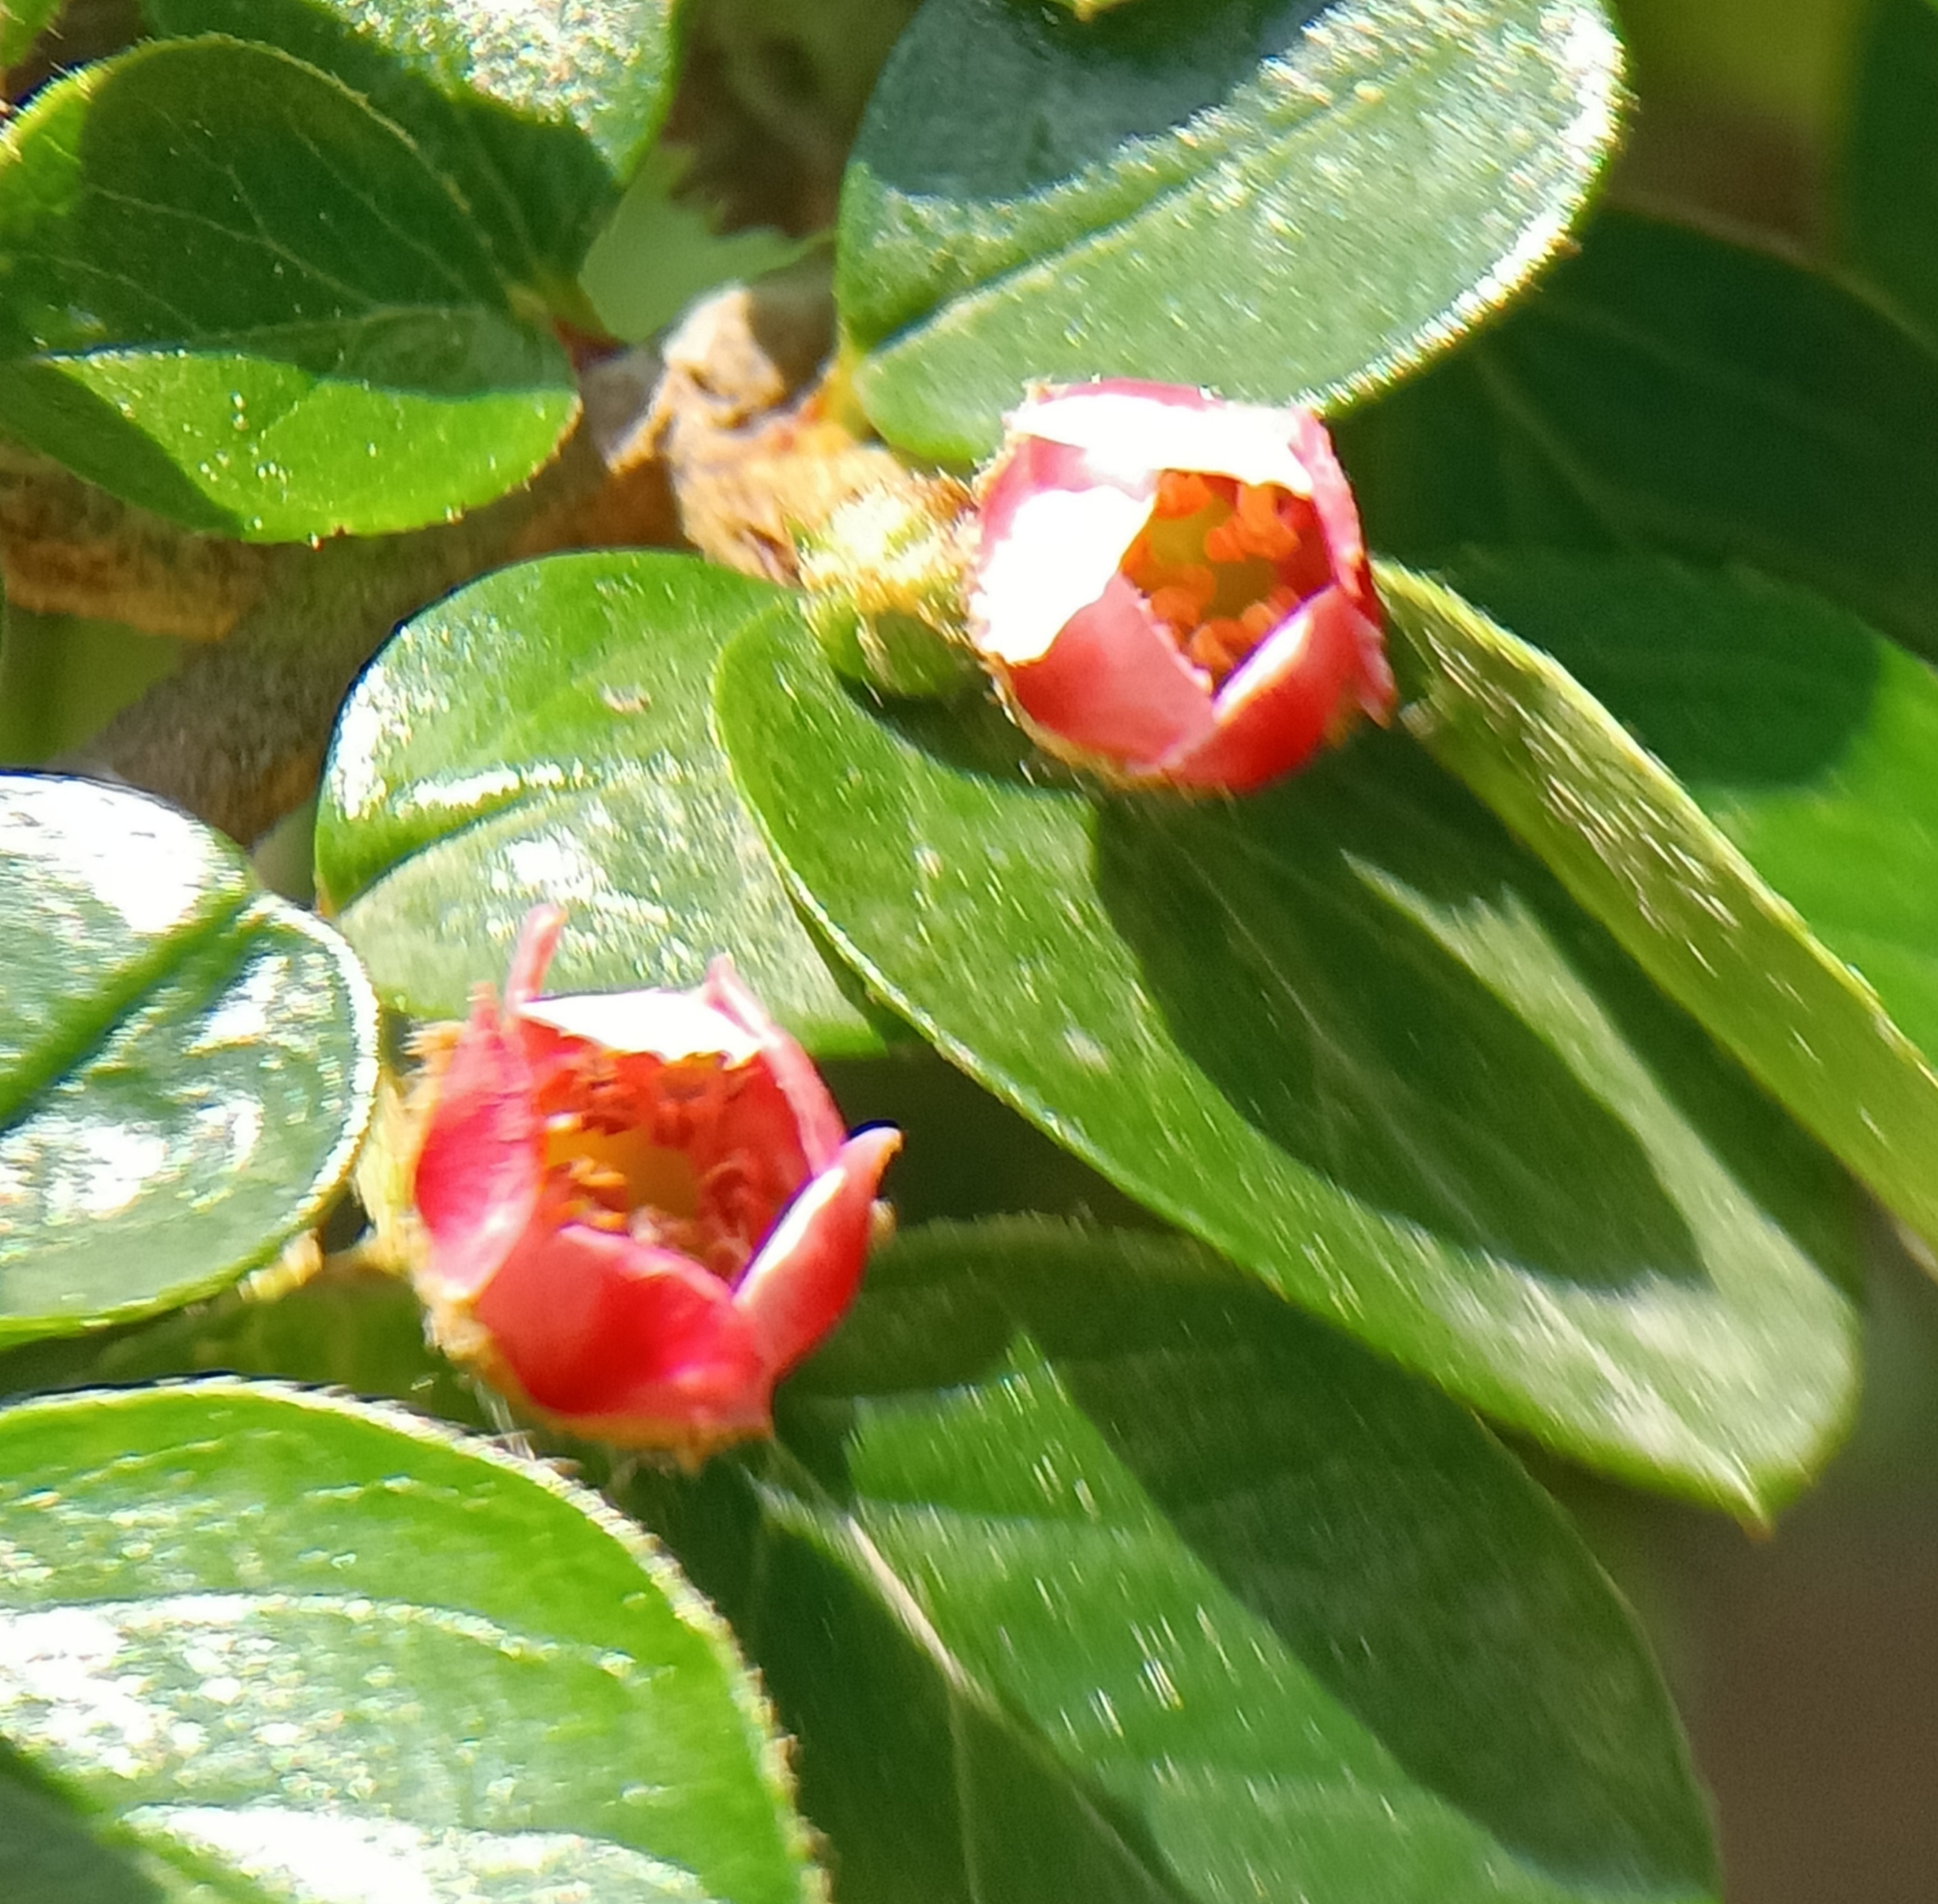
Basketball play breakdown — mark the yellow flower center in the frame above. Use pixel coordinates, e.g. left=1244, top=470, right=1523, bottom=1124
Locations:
left=544, top=1118, right=719, bottom=1262
left=1119, top=472, right=1326, bottom=687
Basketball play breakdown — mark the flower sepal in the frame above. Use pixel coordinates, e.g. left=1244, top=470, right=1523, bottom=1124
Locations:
left=794, top=480, right=980, bottom=699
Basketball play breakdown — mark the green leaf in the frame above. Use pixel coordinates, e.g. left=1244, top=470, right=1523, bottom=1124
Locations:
left=1338, top=210, right=1938, bottom=666
left=581, top=149, right=822, bottom=345
left=1381, top=558, right=1938, bottom=1254
left=144, top=0, right=677, bottom=301
left=0, top=1263, right=487, bottom=1426
left=316, top=551, right=888, bottom=1055
left=0, top=1380, right=818, bottom=1904
left=0, top=0, right=61, bottom=68
left=0, top=775, right=376, bottom=1346
left=716, top=614, right=1862, bottom=1511
left=0, top=1754, right=190, bottom=1904
left=0, top=608, right=184, bottom=770
left=1456, top=555, right=1938, bottom=1066
left=644, top=1221, right=1718, bottom=1904
left=1839, top=0, right=1938, bottom=340
left=0, top=39, right=576, bottom=540
left=838, top=0, right=1626, bottom=463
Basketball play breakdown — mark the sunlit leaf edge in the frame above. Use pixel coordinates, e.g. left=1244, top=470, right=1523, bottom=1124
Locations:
left=1379, top=557, right=1938, bottom=1255
left=841, top=0, right=1629, bottom=463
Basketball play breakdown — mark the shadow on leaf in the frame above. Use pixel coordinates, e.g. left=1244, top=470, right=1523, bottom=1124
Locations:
left=619, top=1438, right=1186, bottom=1904
left=1095, top=729, right=1707, bottom=1290
left=779, top=1222, right=1717, bottom=1900
left=145, top=0, right=621, bottom=289
left=861, top=0, right=1334, bottom=204
left=1435, top=550, right=1884, bottom=790
left=0, top=1747, right=167, bottom=1904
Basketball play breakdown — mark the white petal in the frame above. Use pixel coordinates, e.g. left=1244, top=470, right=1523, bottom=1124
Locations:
left=518, top=989, right=761, bottom=1062
left=971, top=484, right=1152, bottom=665
left=1018, top=389, right=1314, bottom=496
left=1218, top=606, right=1313, bottom=718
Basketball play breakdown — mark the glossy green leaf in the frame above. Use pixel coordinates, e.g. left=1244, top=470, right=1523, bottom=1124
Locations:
left=1381, top=559, right=1938, bottom=1253
left=640, top=1221, right=1718, bottom=1904
left=0, top=1380, right=817, bottom=1904
left=144, top=0, right=677, bottom=301
left=1338, top=211, right=1938, bottom=666
left=1840, top=0, right=1938, bottom=339
left=0, top=0, right=61, bottom=67
left=0, top=39, right=576, bottom=540
left=839, top=0, right=1625, bottom=463
left=316, top=551, right=886, bottom=1055
left=1442, top=554, right=1938, bottom=1070
left=0, top=775, right=376, bottom=1346
left=717, top=615, right=1862, bottom=1510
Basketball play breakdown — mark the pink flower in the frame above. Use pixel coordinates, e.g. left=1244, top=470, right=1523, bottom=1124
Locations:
left=412, top=906, right=900, bottom=1458
left=967, top=380, right=1394, bottom=792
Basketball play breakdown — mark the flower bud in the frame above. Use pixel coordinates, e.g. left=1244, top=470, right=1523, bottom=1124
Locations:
left=794, top=479, right=979, bottom=698
left=967, top=379, right=1393, bottom=792
left=412, top=907, right=900, bottom=1461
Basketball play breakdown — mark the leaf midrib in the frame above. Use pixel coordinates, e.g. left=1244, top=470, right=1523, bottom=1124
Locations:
left=0, top=889, right=250, bottom=1134
left=757, top=1457, right=1638, bottom=1904
left=11, top=303, right=535, bottom=374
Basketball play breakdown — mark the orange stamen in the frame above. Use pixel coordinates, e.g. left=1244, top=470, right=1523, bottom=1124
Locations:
left=1148, top=586, right=1204, bottom=635
left=1153, top=470, right=1216, bottom=518
left=1233, top=483, right=1301, bottom=562
left=1201, top=518, right=1245, bottom=565
left=1187, top=618, right=1256, bottom=677
left=1118, top=472, right=1324, bottom=688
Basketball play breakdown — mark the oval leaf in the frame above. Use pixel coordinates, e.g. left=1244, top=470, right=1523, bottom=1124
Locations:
left=0, top=39, right=577, bottom=540
left=0, top=775, right=376, bottom=1345
left=1339, top=211, right=1938, bottom=666
left=0, top=1380, right=818, bottom=1904
left=648, top=1221, right=1718, bottom=1904
left=716, top=614, right=1861, bottom=1511
left=839, top=0, right=1625, bottom=462
left=316, top=550, right=888, bottom=1055
left=144, top=0, right=677, bottom=300
left=1382, top=558, right=1938, bottom=1254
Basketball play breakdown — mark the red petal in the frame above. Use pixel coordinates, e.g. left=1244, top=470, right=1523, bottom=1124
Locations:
left=414, top=993, right=542, bottom=1298
left=972, top=450, right=1152, bottom=666
left=1285, top=406, right=1377, bottom=620
left=474, top=1219, right=772, bottom=1440
left=701, top=957, right=846, bottom=1171
left=1155, top=588, right=1388, bottom=792
left=1004, top=572, right=1217, bottom=766
left=506, top=904, right=567, bottom=1008
left=734, top=1126, right=902, bottom=1374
